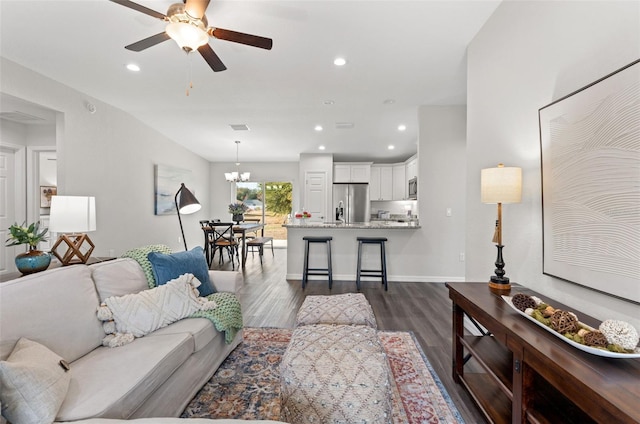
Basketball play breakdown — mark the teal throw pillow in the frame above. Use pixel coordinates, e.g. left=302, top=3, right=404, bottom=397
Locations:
left=147, top=246, right=215, bottom=297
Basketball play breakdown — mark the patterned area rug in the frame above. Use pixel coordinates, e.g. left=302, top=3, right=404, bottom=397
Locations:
left=182, top=327, right=465, bottom=423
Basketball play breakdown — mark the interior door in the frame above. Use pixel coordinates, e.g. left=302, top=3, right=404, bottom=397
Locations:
left=1, top=146, right=18, bottom=274
left=304, top=171, right=326, bottom=222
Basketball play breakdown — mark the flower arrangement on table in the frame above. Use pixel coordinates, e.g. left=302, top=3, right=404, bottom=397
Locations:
left=228, top=202, right=249, bottom=215
left=5, top=222, right=48, bottom=249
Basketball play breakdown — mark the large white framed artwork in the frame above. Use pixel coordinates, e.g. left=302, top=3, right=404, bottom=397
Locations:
left=539, top=59, right=640, bottom=304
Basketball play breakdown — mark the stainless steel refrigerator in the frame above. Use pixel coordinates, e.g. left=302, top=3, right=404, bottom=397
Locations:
left=332, top=183, right=370, bottom=223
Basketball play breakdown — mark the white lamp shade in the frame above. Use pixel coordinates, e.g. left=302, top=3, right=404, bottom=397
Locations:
left=481, top=165, right=522, bottom=204
left=49, top=196, right=96, bottom=233
left=166, top=22, right=209, bottom=51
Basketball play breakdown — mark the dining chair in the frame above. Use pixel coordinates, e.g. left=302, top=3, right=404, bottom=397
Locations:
left=209, top=222, right=238, bottom=270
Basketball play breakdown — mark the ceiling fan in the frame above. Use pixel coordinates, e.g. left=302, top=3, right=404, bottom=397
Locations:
left=109, top=0, right=273, bottom=72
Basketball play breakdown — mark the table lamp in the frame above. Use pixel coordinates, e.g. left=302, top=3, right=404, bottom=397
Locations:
left=49, top=196, right=96, bottom=265
left=481, top=164, right=522, bottom=292
left=175, top=183, right=201, bottom=250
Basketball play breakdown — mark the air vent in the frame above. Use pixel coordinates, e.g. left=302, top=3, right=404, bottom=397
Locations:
left=335, top=122, right=354, bottom=129
left=0, top=111, right=46, bottom=123
left=229, top=124, right=250, bottom=131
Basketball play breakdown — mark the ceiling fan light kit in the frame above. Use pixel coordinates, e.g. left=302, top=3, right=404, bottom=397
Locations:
left=109, top=0, right=273, bottom=72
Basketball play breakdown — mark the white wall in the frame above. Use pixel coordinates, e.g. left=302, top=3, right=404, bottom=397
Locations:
left=1, top=58, right=211, bottom=255
left=418, top=105, right=467, bottom=280
left=466, top=1, right=640, bottom=328
left=209, top=161, right=299, bottom=221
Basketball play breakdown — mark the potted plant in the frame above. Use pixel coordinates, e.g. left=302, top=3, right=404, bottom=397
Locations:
left=5, top=221, right=51, bottom=274
left=228, top=202, right=249, bottom=224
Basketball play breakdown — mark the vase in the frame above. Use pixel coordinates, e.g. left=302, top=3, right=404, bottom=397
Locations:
left=232, top=214, right=244, bottom=224
left=15, top=247, right=51, bottom=275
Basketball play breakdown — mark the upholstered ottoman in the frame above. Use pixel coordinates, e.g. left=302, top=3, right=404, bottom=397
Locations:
left=295, top=293, right=378, bottom=329
left=280, top=324, right=392, bottom=423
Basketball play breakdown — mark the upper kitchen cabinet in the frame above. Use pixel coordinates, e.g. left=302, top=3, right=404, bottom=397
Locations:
left=406, top=156, right=418, bottom=181
left=392, top=164, right=406, bottom=200
left=333, top=162, right=372, bottom=183
left=370, top=165, right=393, bottom=201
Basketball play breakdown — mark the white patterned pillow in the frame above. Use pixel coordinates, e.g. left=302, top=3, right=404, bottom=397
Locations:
left=0, top=338, right=71, bottom=424
left=99, top=273, right=216, bottom=340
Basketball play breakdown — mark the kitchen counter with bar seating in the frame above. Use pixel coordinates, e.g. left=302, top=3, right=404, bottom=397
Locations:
left=284, top=221, right=420, bottom=283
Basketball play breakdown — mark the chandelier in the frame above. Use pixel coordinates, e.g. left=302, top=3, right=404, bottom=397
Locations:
left=225, top=140, right=251, bottom=182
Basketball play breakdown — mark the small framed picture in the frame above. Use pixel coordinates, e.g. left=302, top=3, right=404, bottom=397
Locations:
left=40, top=186, right=57, bottom=208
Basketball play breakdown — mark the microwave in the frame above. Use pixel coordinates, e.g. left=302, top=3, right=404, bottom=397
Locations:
left=408, top=177, right=417, bottom=199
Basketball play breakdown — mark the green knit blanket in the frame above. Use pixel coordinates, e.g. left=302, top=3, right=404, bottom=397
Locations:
left=121, top=245, right=243, bottom=343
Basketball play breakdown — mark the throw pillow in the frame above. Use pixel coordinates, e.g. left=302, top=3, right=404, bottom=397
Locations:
left=0, top=338, right=71, bottom=424
left=121, top=244, right=173, bottom=288
left=102, top=273, right=216, bottom=339
left=147, top=246, right=215, bottom=296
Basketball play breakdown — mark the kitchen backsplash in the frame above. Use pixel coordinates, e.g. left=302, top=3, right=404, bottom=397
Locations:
left=370, top=200, right=418, bottom=218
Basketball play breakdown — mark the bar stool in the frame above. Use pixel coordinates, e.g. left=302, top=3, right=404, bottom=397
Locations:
left=302, top=236, right=333, bottom=289
left=356, top=237, right=388, bottom=291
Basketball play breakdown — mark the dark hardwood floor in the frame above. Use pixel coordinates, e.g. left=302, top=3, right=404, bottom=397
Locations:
left=211, top=247, right=486, bottom=423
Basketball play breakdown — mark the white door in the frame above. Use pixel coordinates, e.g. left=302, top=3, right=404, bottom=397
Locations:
left=305, top=171, right=326, bottom=222
left=1, top=147, right=18, bottom=274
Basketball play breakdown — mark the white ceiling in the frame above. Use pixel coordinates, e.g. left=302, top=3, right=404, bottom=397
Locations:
left=0, top=0, right=501, bottom=163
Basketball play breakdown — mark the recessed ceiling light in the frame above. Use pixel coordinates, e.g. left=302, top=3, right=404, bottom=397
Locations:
left=314, top=125, right=323, bottom=131
left=388, top=145, right=395, bottom=150
left=318, top=145, right=326, bottom=150
left=334, top=57, right=347, bottom=66
left=383, top=99, right=395, bottom=105
left=323, top=100, right=335, bottom=105
left=126, top=63, right=140, bottom=72
left=398, top=124, right=406, bottom=131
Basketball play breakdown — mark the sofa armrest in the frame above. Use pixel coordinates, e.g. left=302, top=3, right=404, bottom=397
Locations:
left=209, top=270, right=243, bottom=293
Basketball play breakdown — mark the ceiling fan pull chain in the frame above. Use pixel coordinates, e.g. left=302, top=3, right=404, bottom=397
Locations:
left=186, top=53, right=194, bottom=96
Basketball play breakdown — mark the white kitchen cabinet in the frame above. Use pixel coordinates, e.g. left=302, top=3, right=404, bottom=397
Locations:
left=392, top=164, right=406, bottom=200
left=370, top=165, right=393, bottom=200
left=333, top=163, right=371, bottom=183
left=406, top=156, right=418, bottom=181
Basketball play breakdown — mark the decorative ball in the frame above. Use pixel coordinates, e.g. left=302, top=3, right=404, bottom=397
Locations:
left=583, top=331, right=608, bottom=348
left=512, top=293, right=536, bottom=312
left=550, top=310, right=579, bottom=334
left=599, top=319, right=639, bottom=351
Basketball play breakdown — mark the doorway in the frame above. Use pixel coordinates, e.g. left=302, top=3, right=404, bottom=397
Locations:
left=235, top=181, right=292, bottom=247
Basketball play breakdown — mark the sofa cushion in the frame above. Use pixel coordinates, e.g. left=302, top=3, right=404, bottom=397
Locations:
left=90, top=258, right=149, bottom=302
left=121, top=244, right=172, bottom=288
left=149, top=317, right=218, bottom=352
left=103, top=274, right=209, bottom=338
left=147, top=247, right=215, bottom=296
left=0, top=338, right=71, bottom=424
left=57, top=333, right=193, bottom=421
left=0, top=266, right=104, bottom=363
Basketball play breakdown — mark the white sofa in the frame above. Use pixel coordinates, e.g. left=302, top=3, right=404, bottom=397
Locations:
left=0, top=258, right=245, bottom=422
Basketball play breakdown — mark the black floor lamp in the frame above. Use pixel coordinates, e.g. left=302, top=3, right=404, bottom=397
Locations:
left=175, top=183, right=201, bottom=251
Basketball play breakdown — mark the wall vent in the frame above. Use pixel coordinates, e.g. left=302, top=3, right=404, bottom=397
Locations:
left=335, top=122, right=354, bottom=129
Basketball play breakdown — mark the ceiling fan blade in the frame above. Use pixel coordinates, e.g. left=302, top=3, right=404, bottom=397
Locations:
left=198, top=44, right=227, bottom=72
left=184, top=0, right=210, bottom=19
left=210, top=28, right=273, bottom=50
left=109, top=0, right=166, bottom=20
left=125, top=32, right=171, bottom=52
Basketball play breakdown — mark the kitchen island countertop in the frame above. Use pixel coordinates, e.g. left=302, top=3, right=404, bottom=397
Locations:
left=283, top=221, right=420, bottom=229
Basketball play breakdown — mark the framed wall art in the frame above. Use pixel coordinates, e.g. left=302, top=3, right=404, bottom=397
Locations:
left=154, top=164, right=193, bottom=215
left=40, top=186, right=57, bottom=208
left=539, top=59, right=640, bottom=303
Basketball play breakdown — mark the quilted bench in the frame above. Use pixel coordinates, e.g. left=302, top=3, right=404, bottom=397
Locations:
left=280, top=294, right=392, bottom=423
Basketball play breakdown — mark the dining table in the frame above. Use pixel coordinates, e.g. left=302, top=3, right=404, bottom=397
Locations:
left=233, top=222, right=265, bottom=268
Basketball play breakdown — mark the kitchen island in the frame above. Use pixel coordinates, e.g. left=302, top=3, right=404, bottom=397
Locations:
left=284, top=221, right=421, bottom=283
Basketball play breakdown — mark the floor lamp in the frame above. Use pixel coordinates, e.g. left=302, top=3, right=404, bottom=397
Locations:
left=481, top=164, right=522, bottom=292
left=175, top=183, right=201, bottom=251
left=49, top=196, right=97, bottom=265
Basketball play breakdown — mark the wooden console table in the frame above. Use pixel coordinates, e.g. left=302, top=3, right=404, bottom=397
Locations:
left=446, top=282, right=640, bottom=424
